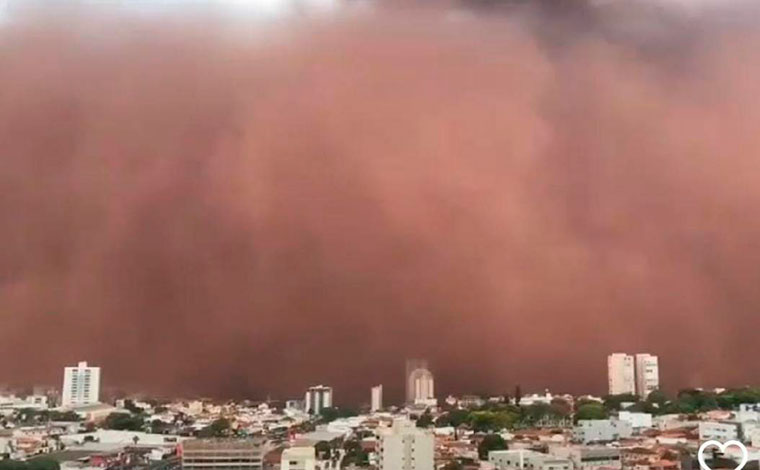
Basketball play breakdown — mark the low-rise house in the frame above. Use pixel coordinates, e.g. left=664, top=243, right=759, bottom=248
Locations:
left=618, top=412, right=653, bottom=431
left=698, top=422, right=740, bottom=442
left=574, top=420, right=632, bottom=444
left=489, top=449, right=571, bottom=470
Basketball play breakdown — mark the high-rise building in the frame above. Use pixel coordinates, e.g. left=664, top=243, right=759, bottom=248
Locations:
left=304, top=385, right=332, bottom=415
left=371, top=385, right=383, bottom=412
left=607, top=354, right=635, bottom=395
left=634, top=354, right=659, bottom=398
left=378, top=418, right=434, bottom=470
left=405, top=359, right=434, bottom=405
left=281, top=446, right=316, bottom=470
left=181, top=438, right=265, bottom=470
left=62, top=361, right=101, bottom=408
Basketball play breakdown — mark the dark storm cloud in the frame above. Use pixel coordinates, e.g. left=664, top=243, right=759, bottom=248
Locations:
left=1, top=1, right=760, bottom=404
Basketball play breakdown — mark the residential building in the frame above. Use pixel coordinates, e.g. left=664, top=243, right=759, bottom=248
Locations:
left=378, top=418, right=434, bottom=470
left=406, top=359, right=434, bottom=405
left=181, top=438, right=265, bottom=470
left=517, top=391, right=555, bottom=406
left=0, top=395, right=49, bottom=413
left=608, top=354, right=635, bottom=396
left=371, top=385, right=383, bottom=413
left=304, top=385, right=332, bottom=415
left=459, top=395, right=486, bottom=408
left=62, top=361, right=101, bottom=408
left=489, top=449, right=572, bottom=470
left=574, top=419, right=632, bottom=444
left=699, top=421, right=740, bottom=442
left=618, top=412, right=653, bottom=430
left=70, top=403, right=121, bottom=422
left=634, top=354, right=659, bottom=398
left=281, top=446, right=316, bottom=470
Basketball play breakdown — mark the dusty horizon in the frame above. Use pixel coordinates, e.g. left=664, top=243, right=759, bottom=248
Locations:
left=2, top=0, right=760, bottom=406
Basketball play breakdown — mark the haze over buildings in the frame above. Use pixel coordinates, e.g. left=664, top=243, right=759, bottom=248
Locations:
left=405, top=359, right=435, bottom=405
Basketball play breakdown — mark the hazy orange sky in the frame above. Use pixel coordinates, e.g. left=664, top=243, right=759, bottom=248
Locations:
left=1, top=1, right=760, bottom=404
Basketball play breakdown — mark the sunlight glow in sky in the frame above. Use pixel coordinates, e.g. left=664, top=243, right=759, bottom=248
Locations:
left=0, top=0, right=342, bottom=22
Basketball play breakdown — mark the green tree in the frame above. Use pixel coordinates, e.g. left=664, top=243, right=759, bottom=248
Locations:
left=150, top=419, right=173, bottom=434
left=575, top=402, right=608, bottom=421
left=0, top=460, right=60, bottom=470
left=104, top=412, right=145, bottom=431
left=603, top=394, right=639, bottom=411
left=48, top=410, right=81, bottom=422
left=28, top=461, right=60, bottom=470
left=646, top=389, right=668, bottom=407
left=435, top=409, right=470, bottom=428
left=478, top=434, right=507, bottom=460
left=416, top=409, right=433, bottom=428
left=717, top=388, right=760, bottom=409
left=470, top=411, right=517, bottom=432
left=319, top=407, right=357, bottom=423
left=342, top=440, right=369, bottom=467
left=675, top=389, right=718, bottom=413
left=521, top=403, right=561, bottom=425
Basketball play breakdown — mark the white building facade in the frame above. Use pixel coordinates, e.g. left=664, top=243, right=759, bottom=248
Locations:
left=62, top=361, right=101, bottom=408
left=304, top=385, right=332, bottom=415
left=281, top=446, right=316, bottom=470
left=617, top=411, right=653, bottom=430
left=489, top=449, right=572, bottom=470
left=378, top=418, right=434, bottom=470
left=699, top=421, right=740, bottom=442
left=608, top=354, right=636, bottom=396
left=634, top=354, right=659, bottom=398
left=371, top=385, right=383, bottom=412
left=574, top=419, right=633, bottom=444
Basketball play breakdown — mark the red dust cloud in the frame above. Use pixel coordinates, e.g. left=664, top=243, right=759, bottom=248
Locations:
left=1, top=1, right=760, bottom=404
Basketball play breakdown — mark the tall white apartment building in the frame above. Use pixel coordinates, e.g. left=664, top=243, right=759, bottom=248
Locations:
left=281, top=446, right=316, bottom=470
left=62, top=361, right=101, bottom=408
left=371, top=385, right=383, bottom=412
left=634, top=354, right=659, bottom=398
left=378, top=418, right=434, bottom=470
left=305, top=385, right=332, bottom=415
left=607, top=354, right=635, bottom=395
